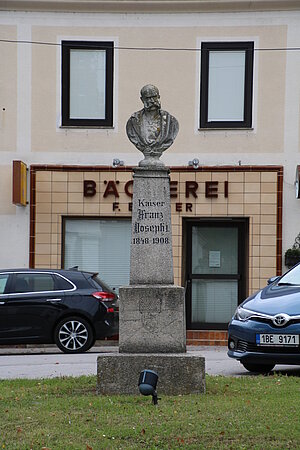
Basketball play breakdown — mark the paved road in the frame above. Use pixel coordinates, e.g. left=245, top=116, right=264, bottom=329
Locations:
left=0, top=345, right=299, bottom=379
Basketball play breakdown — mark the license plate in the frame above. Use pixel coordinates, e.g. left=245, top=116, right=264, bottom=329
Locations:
left=256, top=334, right=299, bottom=346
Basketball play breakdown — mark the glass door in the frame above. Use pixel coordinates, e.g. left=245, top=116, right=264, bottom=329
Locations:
left=185, top=220, right=248, bottom=329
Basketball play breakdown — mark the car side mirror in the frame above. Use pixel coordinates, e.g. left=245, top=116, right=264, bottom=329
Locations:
left=267, top=276, right=280, bottom=285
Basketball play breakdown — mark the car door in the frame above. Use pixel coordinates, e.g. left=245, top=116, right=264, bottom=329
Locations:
left=0, top=273, right=14, bottom=340
left=0, top=272, right=66, bottom=343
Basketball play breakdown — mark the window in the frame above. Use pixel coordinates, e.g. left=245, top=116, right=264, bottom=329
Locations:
left=200, top=42, right=254, bottom=129
left=0, top=274, right=9, bottom=294
left=62, top=41, right=114, bottom=127
left=14, top=273, right=56, bottom=293
left=63, top=218, right=131, bottom=292
left=54, top=274, right=75, bottom=291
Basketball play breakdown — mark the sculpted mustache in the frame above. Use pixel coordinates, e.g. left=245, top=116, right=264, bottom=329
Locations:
left=145, top=100, right=160, bottom=107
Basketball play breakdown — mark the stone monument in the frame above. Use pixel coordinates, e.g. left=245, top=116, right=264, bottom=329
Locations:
left=126, top=84, right=179, bottom=168
left=97, top=85, right=205, bottom=395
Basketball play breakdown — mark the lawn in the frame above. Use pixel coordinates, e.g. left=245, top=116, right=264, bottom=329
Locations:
left=0, top=374, right=299, bottom=449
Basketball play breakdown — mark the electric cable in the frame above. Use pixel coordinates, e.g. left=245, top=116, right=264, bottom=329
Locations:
left=0, top=38, right=300, bottom=52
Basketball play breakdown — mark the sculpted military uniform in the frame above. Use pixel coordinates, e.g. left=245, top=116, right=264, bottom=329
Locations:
left=126, top=85, right=179, bottom=167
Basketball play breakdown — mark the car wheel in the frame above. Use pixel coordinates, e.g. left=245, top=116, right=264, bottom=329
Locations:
left=86, top=338, right=96, bottom=351
left=54, top=317, right=94, bottom=354
left=241, top=362, right=275, bottom=373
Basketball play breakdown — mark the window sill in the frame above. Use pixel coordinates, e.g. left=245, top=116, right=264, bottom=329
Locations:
left=59, top=125, right=115, bottom=130
left=199, top=127, right=254, bottom=132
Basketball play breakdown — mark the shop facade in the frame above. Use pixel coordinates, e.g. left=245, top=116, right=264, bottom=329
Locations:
left=30, top=165, right=282, bottom=344
left=2, top=1, right=300, bottom=345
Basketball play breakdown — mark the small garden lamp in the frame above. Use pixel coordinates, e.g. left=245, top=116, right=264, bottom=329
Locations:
left=138, top=369, right=159, bottom=405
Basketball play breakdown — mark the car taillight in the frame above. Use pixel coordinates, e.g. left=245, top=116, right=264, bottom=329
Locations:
left=106, top=307, right=114, bottom=313
left=92, top=291, right=115, bottom=301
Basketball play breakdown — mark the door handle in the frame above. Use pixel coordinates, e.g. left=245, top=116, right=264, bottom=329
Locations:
left=46, top=298, right=62, bottom=302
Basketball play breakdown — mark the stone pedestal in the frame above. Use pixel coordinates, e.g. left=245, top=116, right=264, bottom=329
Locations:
left=119, top=285, right=186, bottom=353
left=97, top=352, right=205, bottom=395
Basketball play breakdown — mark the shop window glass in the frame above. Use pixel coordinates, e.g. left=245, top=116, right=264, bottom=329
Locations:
left=63, top=219, right=131, bottom=292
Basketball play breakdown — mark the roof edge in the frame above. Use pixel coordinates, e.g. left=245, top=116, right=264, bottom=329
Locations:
left=1, top=0, right=300, bottom=14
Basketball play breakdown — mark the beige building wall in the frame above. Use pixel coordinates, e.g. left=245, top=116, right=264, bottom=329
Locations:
left=30, top=24, right=286, bottom=158
left=0, top=25, right=17, bottom=153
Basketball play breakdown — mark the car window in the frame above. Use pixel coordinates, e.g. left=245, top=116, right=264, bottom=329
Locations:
left=0, top=274, right=9, bottom=294
left=89, top=274, right=112, bottom=292
left=279, top=264, right=300, bottom=285
left=14, top=273, right=56, bottom=293
left=54, top=274, right=75, bottom=290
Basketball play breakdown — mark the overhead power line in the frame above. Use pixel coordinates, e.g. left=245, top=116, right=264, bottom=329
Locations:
left=0, top=38, right=300, bottom=52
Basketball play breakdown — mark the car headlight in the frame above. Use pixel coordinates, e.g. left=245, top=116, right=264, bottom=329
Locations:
left=234, top=306, right=255, bottom=321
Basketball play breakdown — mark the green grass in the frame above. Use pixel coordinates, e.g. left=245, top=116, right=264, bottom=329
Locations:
left=0, top=375, right=299, bottom=449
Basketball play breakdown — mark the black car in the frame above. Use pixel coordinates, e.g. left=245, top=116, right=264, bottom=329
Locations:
left=0, top=268, right=119, bottom=353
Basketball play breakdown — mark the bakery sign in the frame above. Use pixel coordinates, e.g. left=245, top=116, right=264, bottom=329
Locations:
left=83, top=178, right=229, bottom=212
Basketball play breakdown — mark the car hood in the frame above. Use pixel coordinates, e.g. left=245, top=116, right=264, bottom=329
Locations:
left=243, top=284, right=300, bottom=316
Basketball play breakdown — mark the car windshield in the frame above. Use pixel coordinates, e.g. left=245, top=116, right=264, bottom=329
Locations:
left=278, top=264, right=300, bottom=285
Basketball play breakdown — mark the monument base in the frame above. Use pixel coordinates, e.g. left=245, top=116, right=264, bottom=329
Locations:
left=97, top=352, right=205, bottom=395
left=119, top=285, right=186, bottom=353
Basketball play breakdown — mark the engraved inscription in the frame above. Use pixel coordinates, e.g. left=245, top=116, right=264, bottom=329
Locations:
left=138, top=199, right=165, bottom=207
left=134, top=223, right=169, bottom=234
left=137, top=210, right=164, bottom=220
left=132, top=196, right=171, bottom=246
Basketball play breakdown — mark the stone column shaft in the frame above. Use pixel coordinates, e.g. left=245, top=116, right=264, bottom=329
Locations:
left=129, top=167, right=174, bottom=285
left=119, top=166, right=186, bottom=354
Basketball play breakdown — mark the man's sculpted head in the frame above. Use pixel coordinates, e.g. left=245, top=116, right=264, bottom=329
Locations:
left=140, top=84, right=161, bottom=112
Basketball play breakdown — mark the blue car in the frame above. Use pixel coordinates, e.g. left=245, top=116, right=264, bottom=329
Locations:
left=228, top=263, right=300, bottom=373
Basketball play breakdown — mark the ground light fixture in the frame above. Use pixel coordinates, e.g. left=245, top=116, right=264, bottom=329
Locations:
left=138, top=369, right=159, bottom=405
